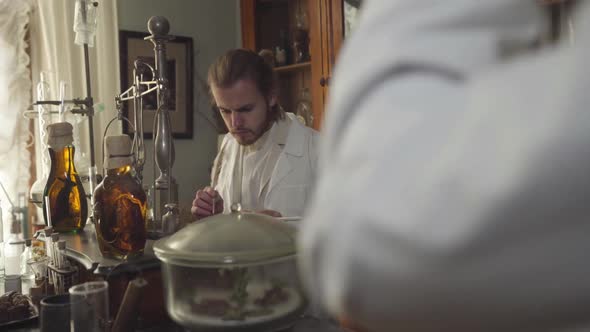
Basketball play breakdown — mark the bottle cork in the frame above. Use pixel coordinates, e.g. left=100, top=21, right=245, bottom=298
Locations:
left=104, top=135, right=133, bottom=169
left=46, top=122, right=74, bottom=149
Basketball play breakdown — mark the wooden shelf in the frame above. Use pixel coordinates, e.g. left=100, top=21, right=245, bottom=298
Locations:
left=274, top=61, right=311, bottom=73
left=241, top=0, right=338, bottom=130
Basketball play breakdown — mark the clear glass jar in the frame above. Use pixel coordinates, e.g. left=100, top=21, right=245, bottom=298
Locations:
left=153, top=207, right=305, bottom=331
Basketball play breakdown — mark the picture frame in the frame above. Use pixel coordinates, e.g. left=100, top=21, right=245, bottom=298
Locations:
left=119, top=30, right=194, bottom=139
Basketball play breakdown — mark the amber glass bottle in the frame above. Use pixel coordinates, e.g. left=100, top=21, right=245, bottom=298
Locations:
left=43, top=122, right=88, bottom=233
left=94, top=135, right=147, bottom=259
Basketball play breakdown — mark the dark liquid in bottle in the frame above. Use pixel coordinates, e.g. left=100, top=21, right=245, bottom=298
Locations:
left=43, top=146, right=88, bottom=233
left=94, top=165, right=147, bottom=259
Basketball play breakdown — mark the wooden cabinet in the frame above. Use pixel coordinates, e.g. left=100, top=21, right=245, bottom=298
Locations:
left=309, top=0, right=343, bottom=130
left=240, top=0, right=344, bottom=130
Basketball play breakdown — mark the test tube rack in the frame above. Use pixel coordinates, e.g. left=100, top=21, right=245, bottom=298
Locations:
left=48, top=263, right=79, bottom=294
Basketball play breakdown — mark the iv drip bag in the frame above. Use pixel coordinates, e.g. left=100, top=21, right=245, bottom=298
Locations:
left=73, top=0, right=98, bottom=47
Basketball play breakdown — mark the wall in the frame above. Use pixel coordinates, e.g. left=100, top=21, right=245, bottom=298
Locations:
left=117, top=0, right=240, bottom=211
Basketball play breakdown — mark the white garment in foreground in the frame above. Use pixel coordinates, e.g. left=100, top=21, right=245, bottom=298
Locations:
left=300, top=0, right=590, bottom=331
left=214, top=113, right=319, bottom=217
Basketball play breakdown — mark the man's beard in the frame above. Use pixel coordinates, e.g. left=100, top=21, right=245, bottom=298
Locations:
left=232, top=128, right=257, bottom=145
left=232, top=119, right=273, bottom=146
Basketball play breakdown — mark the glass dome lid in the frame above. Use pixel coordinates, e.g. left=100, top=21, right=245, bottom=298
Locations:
left=153, top=205, right=297, bottom=267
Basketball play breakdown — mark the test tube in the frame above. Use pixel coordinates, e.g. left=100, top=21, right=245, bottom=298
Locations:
left=51, top=233, right=59, bottom=267
left=44, top=227, right=54, bottom=260
left=44, top=197, right=53, bottom=228
left=55, top=241, right=65, bottom=292
left=57, top=240, right=66, bottom=269
left=58, top=81, right=67, bottom=122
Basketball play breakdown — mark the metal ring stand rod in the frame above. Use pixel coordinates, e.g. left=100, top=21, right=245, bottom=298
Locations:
left=113, top=16, right=179, bottom=238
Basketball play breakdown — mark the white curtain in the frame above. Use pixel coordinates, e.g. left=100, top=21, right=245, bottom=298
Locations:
left=28, top=0, right=121, bottom=222
left=0, top=0, right=34, bottom=236
left=30, top=0, right=121, bottom=174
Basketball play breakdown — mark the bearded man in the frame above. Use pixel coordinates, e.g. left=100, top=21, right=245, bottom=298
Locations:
left=191, top=49, right=319, bottom=220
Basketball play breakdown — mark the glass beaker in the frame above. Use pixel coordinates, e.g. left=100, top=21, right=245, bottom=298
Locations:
left=40, top=293, right=77, bottom=332
left=69, top=281, right=110, bottom=332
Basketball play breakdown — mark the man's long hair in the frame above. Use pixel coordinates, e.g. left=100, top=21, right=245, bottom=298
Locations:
left=208, top=49, right=285, bottom=133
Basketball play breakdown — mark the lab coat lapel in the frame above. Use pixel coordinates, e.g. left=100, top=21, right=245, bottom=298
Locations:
left=265, top=115, right=304, bottom=196
left=265, top=148, right=292, bottom=198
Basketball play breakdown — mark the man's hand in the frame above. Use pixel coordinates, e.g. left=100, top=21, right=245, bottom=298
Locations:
left=256, top=209, right=282, bottom=218
left=191, top=186, right=224, bottom=220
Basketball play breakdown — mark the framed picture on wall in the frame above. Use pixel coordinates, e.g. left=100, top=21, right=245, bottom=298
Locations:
left=119, top=30, right=194, bottom=139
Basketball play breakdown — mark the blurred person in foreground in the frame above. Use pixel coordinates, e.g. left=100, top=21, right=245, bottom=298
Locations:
left=300, top=0, right=590, bottom=331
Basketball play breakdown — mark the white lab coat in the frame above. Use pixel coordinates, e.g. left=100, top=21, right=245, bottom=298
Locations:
left=213, top=113, right=319, bottom=217
left=300, top=1, right=590, bottom=331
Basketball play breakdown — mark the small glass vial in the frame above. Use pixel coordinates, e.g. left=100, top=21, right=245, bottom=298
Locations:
left=4, top=215, right=23, bottom=276
left=162, top=203, right=179, bottom=235
left=143, top=184, right=157, bottom=234
left=20, top=239, right=35, bottom=280
left=43, top=122, right=88, bottom=233
left=94, top=135, right=147, bottom=259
